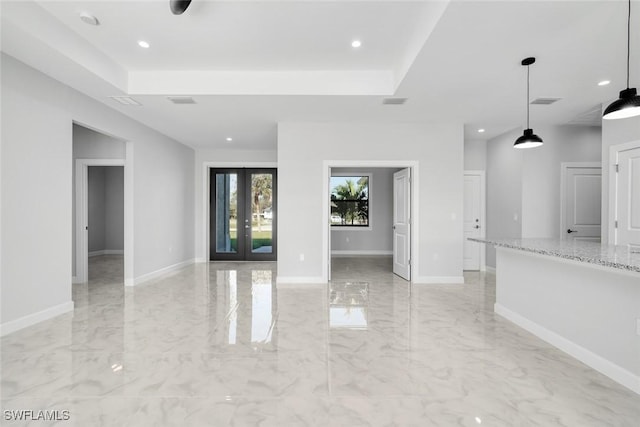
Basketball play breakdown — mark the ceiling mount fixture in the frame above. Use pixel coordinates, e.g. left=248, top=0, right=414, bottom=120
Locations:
left=79, top=12, right=99, bottom=26
left=170, top=0, right=192, bottom=15
left=603, top=0, right=640, bottom=120
left=167, top=96, right=196, bottom=104
left=514, top=57, right=543, bottom=149
left=382, top=97, right=407, bottom=105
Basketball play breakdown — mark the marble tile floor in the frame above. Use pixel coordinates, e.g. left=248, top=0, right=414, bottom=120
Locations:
left=1, top=255, right=639, bottom=426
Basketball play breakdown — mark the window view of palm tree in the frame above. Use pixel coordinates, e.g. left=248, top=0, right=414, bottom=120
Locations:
left=330, top=176, right=369, bottom=226
left=251, top=174, right=273, bottom=252
left=214, top=172, right=274, bottom=254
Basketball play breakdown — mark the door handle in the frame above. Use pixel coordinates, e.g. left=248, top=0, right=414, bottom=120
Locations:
left=567, top=229, right=578, bottom=234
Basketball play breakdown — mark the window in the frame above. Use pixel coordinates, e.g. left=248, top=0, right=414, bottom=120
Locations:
left=330, top=174, right=370, bottom=227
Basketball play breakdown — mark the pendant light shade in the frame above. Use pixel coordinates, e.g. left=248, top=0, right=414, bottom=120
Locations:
left=603, top=88, right=640, bottom=120
left=514, top=129, right=543, bottom=149
left=603, top=0, right=640, bottom=120
left=514, top=57, right=543, bottom=149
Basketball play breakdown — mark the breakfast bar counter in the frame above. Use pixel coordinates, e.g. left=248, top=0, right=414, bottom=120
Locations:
left=470, top=237, right=640, bottom=395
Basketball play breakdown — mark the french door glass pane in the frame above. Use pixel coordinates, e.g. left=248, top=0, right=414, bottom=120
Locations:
left=250, top=173, right=273, bottom=254
left=215, top=173, right=238, bottom=253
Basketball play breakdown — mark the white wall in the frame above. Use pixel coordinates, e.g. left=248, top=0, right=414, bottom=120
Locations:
left=330, top=167, right=400, bottom=255
left=486, top=125, right=602, bottom=267
left=104, top=167, right=124, bottom=251
left=88, top=167, right=107, bottom=253
left=1, top=54, right=195, bottom=332
left=486, top=129, right=524, bottom=268
left=464, top=139, right=487, bottom=170
left=277, top=122, right=464, bottom=283
left=86, top=166, right=124, bottom=255
left=601, top=114, right=640, bottom=244
left=194, top=148, right=277, bottom=261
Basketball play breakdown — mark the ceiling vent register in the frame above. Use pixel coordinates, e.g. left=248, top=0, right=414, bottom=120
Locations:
left=167, top=96, right=197, bottom=104
left=382, top=98, right=408, bottom=105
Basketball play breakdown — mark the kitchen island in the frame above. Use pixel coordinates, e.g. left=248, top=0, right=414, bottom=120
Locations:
left=470, top=237, right=640, bottom=394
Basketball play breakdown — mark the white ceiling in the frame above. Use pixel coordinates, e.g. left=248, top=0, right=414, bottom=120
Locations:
left=2, top=0, right=638, bottom=150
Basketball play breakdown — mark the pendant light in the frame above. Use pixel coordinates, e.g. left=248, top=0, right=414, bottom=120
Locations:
left=603, top=0, right=640, bottom=120
left=514, top=57, right=543, bottom=149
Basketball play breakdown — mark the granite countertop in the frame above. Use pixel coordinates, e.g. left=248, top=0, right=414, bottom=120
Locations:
left=469, top=237, right=640, bottom=274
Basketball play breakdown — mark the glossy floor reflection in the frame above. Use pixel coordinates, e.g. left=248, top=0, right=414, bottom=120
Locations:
left=1, top=256, right=639, bottom=426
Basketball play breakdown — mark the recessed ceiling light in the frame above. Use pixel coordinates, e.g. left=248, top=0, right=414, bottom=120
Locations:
left=138, top=40, right=150, bottom=49
left=598, top=80, right=611, bottom=86
left=351, top=40, right=362, bottom=48
left=226, top=137, right=233, bottom=142
left=478, top=129, right=485, bottom=133
left=79, top=12, right=99, bottom=26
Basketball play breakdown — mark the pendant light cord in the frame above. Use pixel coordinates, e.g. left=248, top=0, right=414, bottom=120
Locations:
left=627, top=0, right=631, bottom=89
left=526, top=64, right=530, bottom=128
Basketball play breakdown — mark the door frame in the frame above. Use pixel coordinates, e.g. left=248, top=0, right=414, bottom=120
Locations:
left=202, top=162, right=277, bottom=262
left=560, top=162, right=602, bottom=240
left=608, top=140, right=640, bottom=245
left=463, top=170, right=486, bottom=271
left=74, top=158, right=133, bottom=285
left=209, top=167, right=277, bottom=261
left=323, top=160, right=418, bottom=283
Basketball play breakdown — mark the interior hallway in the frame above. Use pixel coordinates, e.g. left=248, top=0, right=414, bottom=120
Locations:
left=1, top=258, right=638, bottom=426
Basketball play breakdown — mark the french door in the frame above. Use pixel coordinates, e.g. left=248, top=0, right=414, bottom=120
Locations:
left=210, top=168, right=277, bottom=261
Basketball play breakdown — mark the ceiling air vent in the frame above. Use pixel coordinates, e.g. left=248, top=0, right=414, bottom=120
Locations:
left=167, top=96, right=196, bottom=105
left=382, top=97, right=408, bottom=105
left=530, top=97, right=561, bottom=105
left=109, top=96, right=142, bottom=106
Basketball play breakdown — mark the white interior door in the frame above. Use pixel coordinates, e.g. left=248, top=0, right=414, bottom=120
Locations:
left=563, top=165, right=602, bottom=242
left=393, top=168, right=411, bottom=280
left=615, top=146, right=640, bottom=248
left=463, top=173, right=482, bottom=270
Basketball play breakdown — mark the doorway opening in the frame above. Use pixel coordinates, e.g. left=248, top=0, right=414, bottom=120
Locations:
left=210, top=168, right=277, bottom=261
left=72, top=123, right=133, bottom=288
left=325, top=164, right=415, bottom=283
left=86, top=166, right=124, bottom=283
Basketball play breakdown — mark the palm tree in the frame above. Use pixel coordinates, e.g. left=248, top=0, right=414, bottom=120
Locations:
left=332, top=178, right=368, bottom=225
left=252, top=174, right=272, bottom=232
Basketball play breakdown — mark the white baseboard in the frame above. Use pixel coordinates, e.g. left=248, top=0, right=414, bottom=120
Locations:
left=195, top=258, right=208, bottom=263
left=413, top=276, right=465, bottom=284
left=276, top=276, right=326, bottom=285
left=495, top=303, right=640, bottom=395
left=485, top=266, right=496, bottom=274
left=331, top=250, right=392, bottom=257
left=0, top=301, right=74, bottom=337
left=89, top=249, right=124, bottom=257
left=130, top=258, right=195, bottom=286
